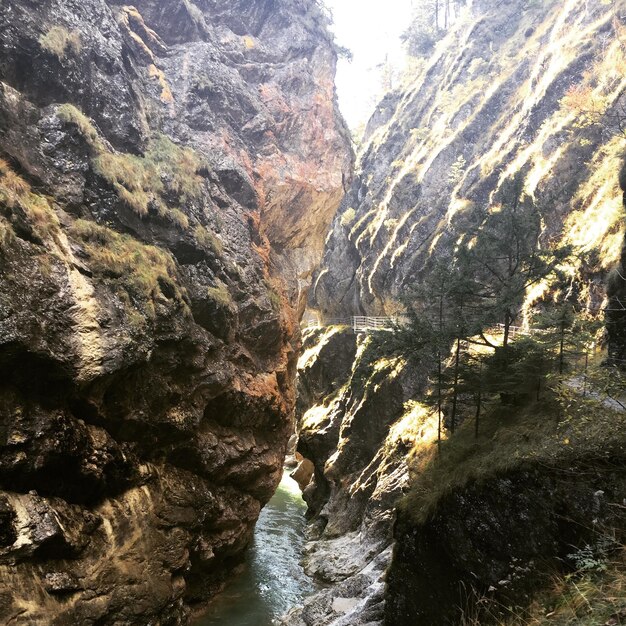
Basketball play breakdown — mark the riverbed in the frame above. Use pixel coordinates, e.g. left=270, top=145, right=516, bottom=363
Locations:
left=195, top=471, right=314, bottom=625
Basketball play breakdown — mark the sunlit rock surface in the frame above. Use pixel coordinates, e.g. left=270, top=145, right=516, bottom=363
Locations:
left=285, top=327, right=432, bottom=625
left=312, top=0, right=625, bottom=327
left=0, top=0, right=350, bottom=622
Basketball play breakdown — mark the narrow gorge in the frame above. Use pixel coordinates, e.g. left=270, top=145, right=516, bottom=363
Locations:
left=0, top=0, right=625, bottom=625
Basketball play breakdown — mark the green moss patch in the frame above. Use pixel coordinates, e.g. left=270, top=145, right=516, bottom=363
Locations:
left=58, top=105, right=216, bottom=239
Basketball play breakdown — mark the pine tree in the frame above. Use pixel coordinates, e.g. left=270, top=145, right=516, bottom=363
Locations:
left=456, top=174, right=571, bottom=355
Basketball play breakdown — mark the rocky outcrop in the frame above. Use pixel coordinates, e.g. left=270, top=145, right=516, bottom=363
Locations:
left=284, top=327, right=429, bottom=626
left=311, top=0, right=625, bottom=319
left=386, top=459, right=626, bottom=626
left=291, top=329, right=626, bottom=626
left=0, top=0, right=350, bottom=622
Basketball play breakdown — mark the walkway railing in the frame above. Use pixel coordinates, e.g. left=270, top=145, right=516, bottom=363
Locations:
left=302, top=316, right=406, bottom=333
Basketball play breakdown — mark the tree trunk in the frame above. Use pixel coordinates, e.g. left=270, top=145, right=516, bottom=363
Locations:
left=583, top=350, right=589, bottom=397
left=475, top=362, right=482, bottom=438
left=451, top=336, right=461, bottom=434
left=503, top=310, right=511, bottom=350
left=437, top=352, right=443, bottom=451
left=437, top=293, right=444, bottom=452
left=559, top=320, right=565, bottom=375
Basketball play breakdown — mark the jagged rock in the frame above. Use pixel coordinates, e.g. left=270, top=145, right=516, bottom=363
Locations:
left=288, top=327, right=425, bottom=625
left=43, top=572, right=81, bottom=595
left=386, top=467, right=626, bottom=626
left=311, top=0, right=624, bottom=319
left=0, top=0, right=350, bottom=622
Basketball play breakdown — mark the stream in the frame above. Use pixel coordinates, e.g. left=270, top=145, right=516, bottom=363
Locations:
left=194, top=470, right=314, bottom=625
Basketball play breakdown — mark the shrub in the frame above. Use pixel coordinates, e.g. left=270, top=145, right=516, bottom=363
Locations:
left=145, top=134, right=204, bottom=202
left=92, top=152, right=159, bottom=217
left=39, top=26, right=82, bottom=59
left=207, top=283, right=233, bottom=308
left=57, top=104, right=100, bottom=146
left=194, top=225, right=223, bottom=256
left=0, top=159, right=30, bottom=204
left=0, top=159, right=60, bottom=243
left=170, top=208, right=189, bottom=230
left=57, top=106, right=204, bottom=227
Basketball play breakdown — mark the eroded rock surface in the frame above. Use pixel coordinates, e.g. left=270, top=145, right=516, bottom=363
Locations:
left=311, top=0, right=625, bottom=326
left=387, top=465, right=626, bottom=626
left=0, top=0, right=350, bottom=622
left=284, top=327, right=428, bottom=626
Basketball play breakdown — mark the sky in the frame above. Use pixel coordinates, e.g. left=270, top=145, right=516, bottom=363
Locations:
left=322, top=0, right=416, bottom=133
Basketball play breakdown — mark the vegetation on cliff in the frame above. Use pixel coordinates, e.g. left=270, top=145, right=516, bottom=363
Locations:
left=296, top=2, right=626, bottom=625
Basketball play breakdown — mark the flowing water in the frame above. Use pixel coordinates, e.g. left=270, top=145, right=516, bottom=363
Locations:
left=194, top=471, right=314, bottom=625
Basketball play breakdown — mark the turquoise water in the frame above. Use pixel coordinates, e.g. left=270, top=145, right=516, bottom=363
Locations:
left=194, top=471, right=313, bottom=626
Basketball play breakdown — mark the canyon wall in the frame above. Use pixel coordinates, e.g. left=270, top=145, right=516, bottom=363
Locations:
left=283, top=326, right=428, bottom=626
left=312, top=0, right=625, bottom=336
left=294, top=1, right=626, bottom=624
left=0, top=0, right=350, bottom=622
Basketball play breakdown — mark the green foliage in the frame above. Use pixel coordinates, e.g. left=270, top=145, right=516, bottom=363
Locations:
left=567, top=537, right=617, bottom=574
left=57, top=104, right=99, bottom=144
left=206, top=283, right=232, bottom=308
left=263, top=279, right=282, bottom=311
left=456, top=174, right=571, bottom=343
left=462, top=548, right=626, bottom=625
left=92, top=134, right=204, bottom=221
left=400, top=391, right=626, bottom=525
left=57, top=105, right=205, bottom=228
left=194, top=225, right=223, bottom=256
left=39, top=26, right=82, bottom=59
left=93, top=152, right=158, bottom=217
left=69, top=219, right=186, bottom=319
left=0, top=159, right=61, bottom=245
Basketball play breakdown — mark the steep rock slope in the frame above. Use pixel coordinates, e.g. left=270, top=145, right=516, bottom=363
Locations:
left=294, top=1, right=626, bottom=624
left=284, top=326, right=428, bottom=626
left=0, top=0, right=351, bottom=623
left=312, top=0, right=626, bottom=338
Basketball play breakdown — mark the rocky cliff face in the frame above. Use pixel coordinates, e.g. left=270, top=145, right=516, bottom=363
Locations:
left=293, top=1, right=626, bottom=624
left=284, top=327, right=430, bottom=626
left=0, top=0, right=350, bottom=622
left=291, top=327, right=626, bottom=626
left=387, top=456, right=626, bottom=626
left=312, top=0, right=625, bottom=325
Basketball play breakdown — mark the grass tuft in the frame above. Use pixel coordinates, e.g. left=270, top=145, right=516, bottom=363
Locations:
left=0, top=159, right=61, bottom=243
left=57, top=104, right=100, bottom=145
left=57, top=104, right=206, bottom=228
left=39, top=26, right=82, bottom=59
left=460, top=549, right=626, bottom=625
left=206, top=283, right=233, bottom=308
left=69, top=219, right=187, bottom=320
left=194, top=225, right=223, bottom=256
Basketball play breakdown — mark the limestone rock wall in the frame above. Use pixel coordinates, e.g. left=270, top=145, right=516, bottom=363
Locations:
left=312, top=0, right=626, bottom=326
left=285, top=327, right=429, bottom=626
left=0, top=0, right=350, bottom=622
